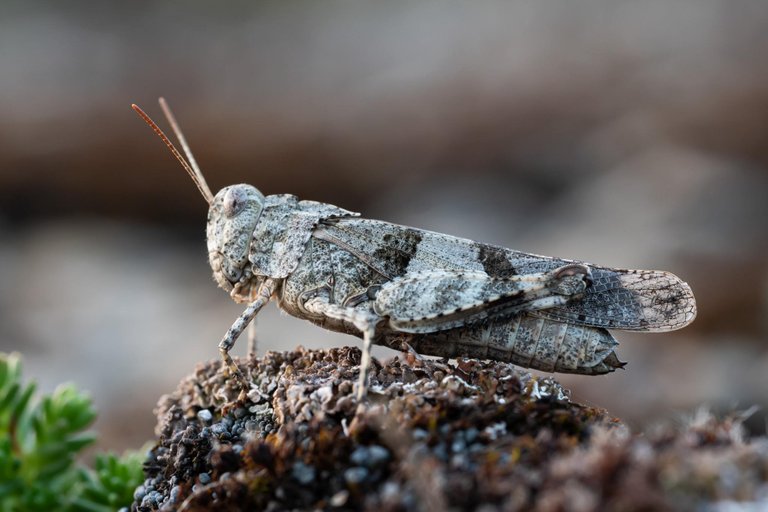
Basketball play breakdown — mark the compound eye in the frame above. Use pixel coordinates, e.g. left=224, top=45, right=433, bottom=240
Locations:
left=222, top=187, right=246, bottom=218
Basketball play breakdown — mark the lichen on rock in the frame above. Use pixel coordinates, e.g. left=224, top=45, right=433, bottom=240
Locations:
left=131, top=348, right=768, bottom=511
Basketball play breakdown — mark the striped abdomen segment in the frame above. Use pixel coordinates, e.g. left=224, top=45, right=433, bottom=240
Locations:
left=404, top=313, right=624, bottom=375
left=495, top=314, right=622, bottom=374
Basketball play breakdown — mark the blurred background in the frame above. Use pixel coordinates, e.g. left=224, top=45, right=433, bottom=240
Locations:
left=1, top=0, right=767, bottom=452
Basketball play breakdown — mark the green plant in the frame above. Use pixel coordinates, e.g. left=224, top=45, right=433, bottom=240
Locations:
left=73, top=451, right=146, bottom=512
left=0, top=352, right=144, bottom=512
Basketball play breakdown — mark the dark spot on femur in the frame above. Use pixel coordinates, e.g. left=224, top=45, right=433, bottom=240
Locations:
left=478, top=244, right=517, bottom=278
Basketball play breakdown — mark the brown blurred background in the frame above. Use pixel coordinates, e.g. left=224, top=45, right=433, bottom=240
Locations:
left=1, top=1, right=767, bottom=452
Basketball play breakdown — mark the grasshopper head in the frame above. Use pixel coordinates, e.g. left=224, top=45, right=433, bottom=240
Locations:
left=131, top=101, right=267, bottom=301
left=207, top=184, right=265, bottom=296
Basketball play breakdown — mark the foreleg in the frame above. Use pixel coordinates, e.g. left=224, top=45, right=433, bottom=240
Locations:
left=219, top=278, right=277, bottom=385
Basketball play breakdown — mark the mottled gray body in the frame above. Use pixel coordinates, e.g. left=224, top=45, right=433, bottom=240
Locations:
left=132, top=100, right=696, bottom=401
left=285, top=235, right=620, bottom=375
left=207, top=185, right=697, bottom=392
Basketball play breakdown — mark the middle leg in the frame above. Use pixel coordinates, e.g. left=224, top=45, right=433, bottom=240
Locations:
left=302, top=297, right=381, bottom=401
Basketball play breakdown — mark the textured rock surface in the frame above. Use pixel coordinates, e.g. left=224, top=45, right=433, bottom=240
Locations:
left=131, top=348, right=768, bottom=511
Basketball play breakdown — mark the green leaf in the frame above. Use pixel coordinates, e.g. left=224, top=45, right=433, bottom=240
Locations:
left=72, top=450, right=146, bottom=512
left=0, top=352, right=147, bottom=512
left=0, top=382, right=20, bottom=416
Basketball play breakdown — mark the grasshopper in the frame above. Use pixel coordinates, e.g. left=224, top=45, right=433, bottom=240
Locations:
left=132, top=99, right=697, bottom=401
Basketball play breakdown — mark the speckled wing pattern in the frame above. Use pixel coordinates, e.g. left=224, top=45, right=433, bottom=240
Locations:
left=313, top=218, right=697, bottom=332
left=531, top=268, right=696, bottom=332
left=373, top=270, right=569, bottom=333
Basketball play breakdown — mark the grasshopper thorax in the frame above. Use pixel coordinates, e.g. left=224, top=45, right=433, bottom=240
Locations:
left=207, top=184, right=265, bottom=298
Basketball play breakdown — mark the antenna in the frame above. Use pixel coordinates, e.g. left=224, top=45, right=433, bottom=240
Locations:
left=158, top=98, right=215, bottom=202
left=131, top=102, right=215, bottom=204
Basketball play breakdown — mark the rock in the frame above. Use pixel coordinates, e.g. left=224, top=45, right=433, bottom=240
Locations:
left=131, top=347, right=768, bottom=511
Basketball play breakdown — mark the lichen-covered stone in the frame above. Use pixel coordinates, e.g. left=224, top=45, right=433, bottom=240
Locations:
left=131, top=348, right=768, bottom=511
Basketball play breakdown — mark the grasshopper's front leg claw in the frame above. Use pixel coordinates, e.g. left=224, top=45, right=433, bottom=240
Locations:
left=217, top=278, right=277, bottom=399
left=218, top=342, right=248, bottom=390
left=218, top=339, right=250, bottom=407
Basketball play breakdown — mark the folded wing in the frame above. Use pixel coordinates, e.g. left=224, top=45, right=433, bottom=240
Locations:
left=531, top=267, right=696, bottom=332
left=315, top=218, right=697, bottom=333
